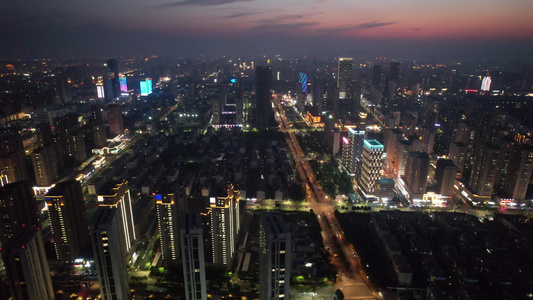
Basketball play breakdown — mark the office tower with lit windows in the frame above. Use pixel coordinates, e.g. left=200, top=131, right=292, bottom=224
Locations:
left=97, top=180, right=136, bottom=253
left=342, top=127, right=366, bottom=174
left=0, top=181, right=39, bottom=247
left=255, top=66, right=273, bottom=130
left=90, top=207, right=130, bottom=300
left=435, top=159, right=457, bottom=197
left=502, top=145, right=533, bottom=200
left=107, top=104, right=124, bottom=136
left=404, top=152, right=430, bottom=198
left=46, top=180, right=91, bottom=261
left=1, top=226, right=55, bottom=300
left=337, top=57, right=353, bottom=99
left=358, top=140, right=384, bottom=197
left=210, top=185, right=240, bottom=267
left=155, top=193, right=180, bottom=267
left=181, top=211, right=207, bottom=300
left=106, top=59, right=120, bottom=100
left=31, top=145, right=58, bottom=186
left=259, top=213, right=292, bottom=300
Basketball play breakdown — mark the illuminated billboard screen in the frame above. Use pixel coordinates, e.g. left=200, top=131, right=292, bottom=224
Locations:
left=119, top=77, right=128, bottom=92
left=298, top=72, right=308, bottom=94
left=140, top=81, right=149, bottom=96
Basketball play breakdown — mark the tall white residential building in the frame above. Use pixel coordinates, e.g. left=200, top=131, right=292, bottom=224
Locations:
left=342, top=127, right=366, bottom=174
left=359, top=139, right=384, bottom=197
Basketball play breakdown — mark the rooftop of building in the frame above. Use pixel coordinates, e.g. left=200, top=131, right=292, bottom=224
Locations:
left=364, top=139, right=383, bottom=149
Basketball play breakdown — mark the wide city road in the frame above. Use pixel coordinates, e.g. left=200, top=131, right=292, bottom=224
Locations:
left=274, top=97, right=378, bottom=299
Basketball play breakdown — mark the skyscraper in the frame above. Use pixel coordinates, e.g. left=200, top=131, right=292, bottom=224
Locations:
left=358, top=140, right=384, bottom=197
left=106, top=59, right=120, bottom=100
left=91, top=104, right=108, bottom=148
left=337, top=57, right=353, bottom=99
left=36, top=122, right=54, bottom=148
left=119, top=75, right=128, bottom=92
left=46, top=180, right=91, bottom=261
left=155, top=193, right=180, bottom=266
left=389, top=62, right=401, bottom=82
left=502, top=145, right=533, bottom=200
left=0, top=129, right=28, bottom=183
left=469, top=143, right=503, bottom=199
left=90, top=207, right=130, bottom=300
left=0, top=151, right=27, bottom=183
left=342, top=127, right=366, bottom=174
left=210, top=185, right=240, bottom=267
left=0, top=181, right=39, bottom=247
left=372, top=65, right=382, bottom=89
left=434, top=159, right=457, bottom=197
left=181, top=211, right=207, bottom=300
left=404, top=152, right=430, bottom=198
left=1, top=226, right=55, bottom=300
left=255, top=66, right=273, bottom=130
left=68, top=132, right=87, bottom=164
left=97, top=180, right=136, bottom=253
left=32, top=145, right=59, bottom=186
left=259, top=213, right=292, bottom=300
left=107, top=104, right=124, bottom=136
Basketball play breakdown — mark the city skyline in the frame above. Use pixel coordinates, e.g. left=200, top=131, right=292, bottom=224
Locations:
left=1, top=0, right=533, bottom=60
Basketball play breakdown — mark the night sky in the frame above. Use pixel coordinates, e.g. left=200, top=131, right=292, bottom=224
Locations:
left=2, top=0, right=533, bottom=60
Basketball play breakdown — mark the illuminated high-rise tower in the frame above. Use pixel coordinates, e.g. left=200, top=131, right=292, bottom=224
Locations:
left=1, top=226, right=55, bottom=300
left=119, top=75, right=128, bottom=92
left=342, top=127, right=366, bottom=175
left=90, top=207, right=130, bottom=300
left=337, top=57, right=353, bottom=99
left=358, top=140, right=384, bottom=197
left=155, top=193, right=180, bottom=267
left=259, top=213, right=292, bottom=300
left=210, top=185, right=240, bottom=267
left=181, top=211, right=207, bottom=300
left=480, top=72, right=491, bottom=92
left=97, top=180, right=136, bottom=253
left=46, top=180, right=91, bottom=261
